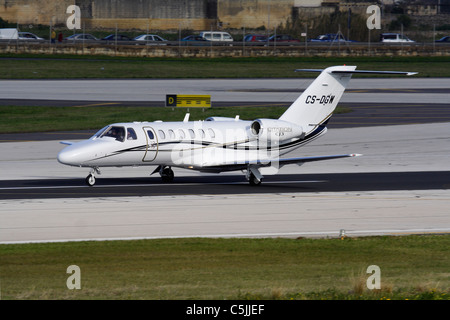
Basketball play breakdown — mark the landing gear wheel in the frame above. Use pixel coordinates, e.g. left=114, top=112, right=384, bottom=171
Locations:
left=161, top=167, right=174, bottom=183
left=248, top=173, right=262, bottom=186
left=85, top=174, right=96, bottom=186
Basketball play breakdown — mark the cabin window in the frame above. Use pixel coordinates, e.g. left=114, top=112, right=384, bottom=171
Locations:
left=178, top=129, right=185, bottom=139
left=168, top=129, right=175, bottom=139
left=102, top=126, right=125, bottom=142
left=147, top=130, right=155, bottom=140
left=188, top=129, right=195, bottom=139
left=208, top=128, right=215, bottom=139
left=158, top=130, right=166, bottom=140
left=127, top=128, right=137, bottom=140
left=198, top=129, right=206, bottom=139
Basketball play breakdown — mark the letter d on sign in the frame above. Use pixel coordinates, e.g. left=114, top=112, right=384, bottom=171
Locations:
left=66, top=5, right=81, bottom=30
left=366, top=265, right=381, bottom=290
left=66, top=265, right=81, bottom=290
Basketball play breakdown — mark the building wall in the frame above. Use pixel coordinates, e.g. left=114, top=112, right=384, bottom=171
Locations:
left=1, top=0, right=448, bottom=31
left=0, top=0, right=72, bottom=26
left=217, top=0, right=294, bottom=30
left=0, top=0, right=218, bottom=29
left=79, top=0, right=217, bottom=29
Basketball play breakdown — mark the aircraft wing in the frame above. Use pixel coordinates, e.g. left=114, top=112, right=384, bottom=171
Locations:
left=271, top=153, right=362, bottom=167
left=198, top=153, right=362, bottom=172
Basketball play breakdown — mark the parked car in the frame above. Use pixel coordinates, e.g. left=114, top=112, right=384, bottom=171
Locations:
left=134, top=34, right=168, bottom=43
left=310, top=34, right=349, bottom=42
left=179, top=35, right=208, bottom=46
left=101, top=34, right=134, bottom=42
left=18, top=32, right=44, bottom=40
left=244, top=34, right=267, bottom=42
left=199, top=31, right=233, bottom=42
left=64, top=33, right=98, bottom=41
left=380, top=33, right=414, bottom=43
left=181, top=35, right=207, bottom=41
left=267, top=34, right=300, bottom=43
left=435, top=36, right=450, bottom=43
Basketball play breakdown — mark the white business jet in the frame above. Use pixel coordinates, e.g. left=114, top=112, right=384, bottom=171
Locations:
left=57, top=65, right=416, bottom=186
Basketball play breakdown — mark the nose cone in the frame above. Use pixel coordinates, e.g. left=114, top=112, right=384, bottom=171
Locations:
left=57, top=145, right=82, bottom=166
left=57, top=140, right=96, bottom=166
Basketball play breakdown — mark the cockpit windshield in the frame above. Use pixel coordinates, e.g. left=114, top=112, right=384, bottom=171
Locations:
left=96, top=126, right=126, bottom=142
left=92, top=126, right=109, bottom=139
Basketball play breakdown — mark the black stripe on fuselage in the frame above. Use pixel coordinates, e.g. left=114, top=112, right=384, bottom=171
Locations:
left=89, top=121, right=328, bottom=162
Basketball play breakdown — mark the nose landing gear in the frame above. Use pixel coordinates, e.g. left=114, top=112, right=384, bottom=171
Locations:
left=85, top=167, right=101, bottom=186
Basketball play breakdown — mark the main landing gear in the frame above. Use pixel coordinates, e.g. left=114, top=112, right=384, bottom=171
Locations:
left=85, top=167, right=101, bottom=186
left=246, top=166, right=263, bottom=186
left=248, top=172, right=262, bottom=186
left=160, top=166, right=174, bottom=183
left=151, top=165, right=174, bottom=183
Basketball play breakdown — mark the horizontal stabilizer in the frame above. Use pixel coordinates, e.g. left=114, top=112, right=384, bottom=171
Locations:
left=295, top=68, right=417, bottom=76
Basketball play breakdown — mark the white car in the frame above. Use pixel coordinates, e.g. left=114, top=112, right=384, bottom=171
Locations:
left=134, top=34, right=168, bottom=44
left=199, top=31, right=233, bottom=42
left=65, top=33, right=99, bottom=41
left=380, top=33, right=415, bottom=43
left=18, top=32, right=44, bottom=40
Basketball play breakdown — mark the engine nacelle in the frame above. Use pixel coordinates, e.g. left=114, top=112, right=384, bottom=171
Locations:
left=250, top=119, right=304, bottom=146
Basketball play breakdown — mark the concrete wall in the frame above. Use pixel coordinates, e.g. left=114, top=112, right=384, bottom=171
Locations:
left=1, top=1, right=449, bottom=31
left=217, top=0, right=294, bottom=30
left=79, top=0, right=217, bottom=29
left=0, top=0, right=294, bottom=30
left=0, top=0, right=218, bottom=30
left=0, top=0, right=72, bottom=26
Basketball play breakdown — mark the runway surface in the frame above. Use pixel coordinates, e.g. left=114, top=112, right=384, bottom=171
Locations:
left=1, top=78, right=449, bottom=243
left=1, top=171, right=450, bottom=200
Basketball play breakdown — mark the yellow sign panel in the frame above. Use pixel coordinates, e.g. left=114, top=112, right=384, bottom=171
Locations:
left=166, top=95, right=211, bottom=108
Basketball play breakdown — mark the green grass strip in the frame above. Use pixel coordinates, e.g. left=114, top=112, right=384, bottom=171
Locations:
left=1, top=55, right=449, bottom=79
left=0, top=105, right=352, bottom=134
left=1, top=236, right=449, bottom=300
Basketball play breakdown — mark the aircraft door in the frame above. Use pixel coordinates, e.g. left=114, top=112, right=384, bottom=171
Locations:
left=142, top=127, right=158, bottom=162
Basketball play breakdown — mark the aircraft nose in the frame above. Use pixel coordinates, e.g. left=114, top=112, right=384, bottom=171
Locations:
left=57, top=147, right=79, bottom=166
left=57, top=143, right=91, bottom=166
left=58, top=140, right=106, bottom=166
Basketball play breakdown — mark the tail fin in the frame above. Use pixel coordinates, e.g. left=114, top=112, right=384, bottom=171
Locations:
left=279, top=66, right=417, bottom=134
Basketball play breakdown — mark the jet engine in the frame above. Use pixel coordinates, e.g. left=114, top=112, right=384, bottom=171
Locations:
left=250, top=119, right=304, bottom=146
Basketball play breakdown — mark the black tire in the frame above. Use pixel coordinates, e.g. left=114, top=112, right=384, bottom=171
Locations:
left=85, top=174, right=96, bottom=186
left=249, top=173, right=262, bottom=186
left=161, top=167, right=174, bottom=183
